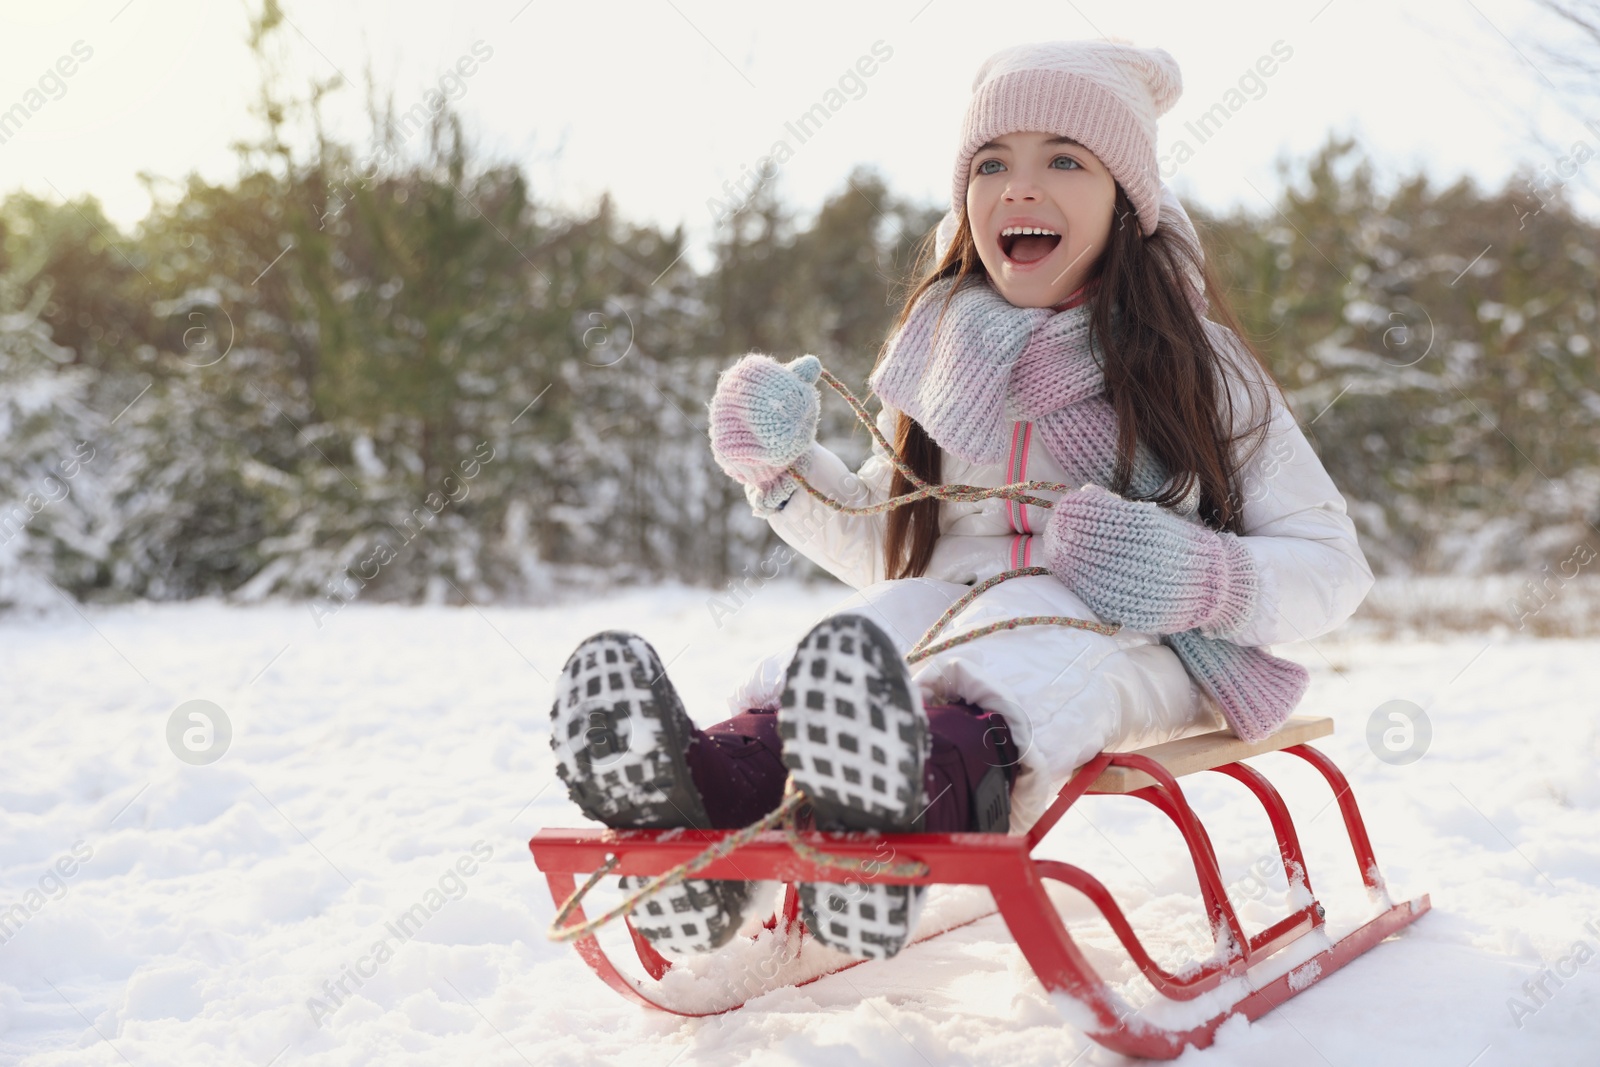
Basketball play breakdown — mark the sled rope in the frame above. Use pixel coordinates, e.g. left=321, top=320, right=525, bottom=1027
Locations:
left=547, top=366, right=1113, bottom=945
left=792, top=368, right=1122, bottom=664
left=797, top=368, right=1075, bottom=512
left=547, top=780, right=930, bottom=944
left=545, top=790, right=802, bottom=944
left=905, top=567, right=1120, bottom=662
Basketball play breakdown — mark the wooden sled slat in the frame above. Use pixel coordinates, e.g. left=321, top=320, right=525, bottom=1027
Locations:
left=1088, top=715, right=1334, bottom=794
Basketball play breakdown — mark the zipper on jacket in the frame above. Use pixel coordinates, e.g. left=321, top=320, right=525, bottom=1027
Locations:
left=1007, top=420, right=1034, bottom=568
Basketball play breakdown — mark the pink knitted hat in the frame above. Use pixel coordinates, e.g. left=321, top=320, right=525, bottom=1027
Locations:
left=950, top=38, right=1183, bottom=237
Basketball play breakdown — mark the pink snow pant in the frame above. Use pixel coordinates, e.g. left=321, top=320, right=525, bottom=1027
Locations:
left=683, top=702, right=1019, bottom=834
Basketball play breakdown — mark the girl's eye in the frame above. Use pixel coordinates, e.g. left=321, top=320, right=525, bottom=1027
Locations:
left=976, top=155, right=1079, bottom=176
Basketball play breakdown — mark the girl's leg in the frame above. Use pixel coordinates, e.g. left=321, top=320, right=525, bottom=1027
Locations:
left=684, top=702, right=1019, bottom=834
left=922, top=702, right=1019, bottom=833
left=683, top=708, right=787, bottom=828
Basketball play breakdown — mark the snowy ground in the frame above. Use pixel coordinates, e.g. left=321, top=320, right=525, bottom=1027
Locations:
left=1, top=581, right=1596, bottom=1066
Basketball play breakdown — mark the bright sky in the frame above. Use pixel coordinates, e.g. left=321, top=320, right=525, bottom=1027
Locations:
left=0, top=0, right=1596, bottom=273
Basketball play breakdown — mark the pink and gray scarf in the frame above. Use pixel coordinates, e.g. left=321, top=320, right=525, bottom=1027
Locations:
left=867, top=273, right=1307, bottom=741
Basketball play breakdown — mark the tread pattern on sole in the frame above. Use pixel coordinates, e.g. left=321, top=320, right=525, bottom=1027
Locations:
left=548, top=630, right=710, bottom=829
left=777, top=613, right=930, bottom=960
left=548, top=631, right=753, bottom=955
left=620, top=875, right=754, bottom=955
left=797, top=880, right=927, bottom=961
left=778, top=615, right=927, bottom=830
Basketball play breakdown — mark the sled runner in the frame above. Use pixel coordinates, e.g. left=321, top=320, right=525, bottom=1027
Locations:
left=531, top=714, right=1432, bottom=1060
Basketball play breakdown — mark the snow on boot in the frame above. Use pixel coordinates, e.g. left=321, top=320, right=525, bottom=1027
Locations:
left=549, top=630, right=753, bottom=954
left=777, top=613, right=931, bottom=960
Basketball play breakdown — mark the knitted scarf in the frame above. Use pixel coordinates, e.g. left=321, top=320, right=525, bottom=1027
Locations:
left=867, top=273, right=1307, bottom=741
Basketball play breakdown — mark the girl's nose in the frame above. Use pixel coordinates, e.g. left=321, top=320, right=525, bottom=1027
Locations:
left=1004, top=177, right=1042, bottom=201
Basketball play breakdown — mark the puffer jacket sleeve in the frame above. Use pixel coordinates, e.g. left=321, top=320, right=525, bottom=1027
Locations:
left=760, top=404, right=900, bottom=590
left=1207, top=320, right=1375, bottom=646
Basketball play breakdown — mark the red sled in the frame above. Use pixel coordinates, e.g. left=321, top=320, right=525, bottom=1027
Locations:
left=530, top=715, right=1431, bottom=1060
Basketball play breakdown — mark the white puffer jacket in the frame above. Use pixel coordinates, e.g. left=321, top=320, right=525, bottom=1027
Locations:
left=727, top=319, right=1375, bottom=829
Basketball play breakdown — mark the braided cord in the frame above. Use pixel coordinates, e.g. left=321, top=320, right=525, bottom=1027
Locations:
left=797, top=368, right=1122, bottom=663
left=547, top=781, right=929, bottom=944
left=810, top=368, right=1072, bottom=509
left=904, top=568, right=1121, bottom=664
left=546, top=364, right=1119, bottom=945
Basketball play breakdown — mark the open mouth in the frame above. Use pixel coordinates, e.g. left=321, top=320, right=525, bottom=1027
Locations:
left=999, top=227, right=1062, bottom=265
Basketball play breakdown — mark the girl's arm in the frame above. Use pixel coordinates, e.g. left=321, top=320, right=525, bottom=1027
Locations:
left=1209, top=320, right=1376, bottom=646
left=760, top=404, right=900, bottom=590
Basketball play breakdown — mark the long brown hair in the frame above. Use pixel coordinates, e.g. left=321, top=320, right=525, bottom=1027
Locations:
left=875, top=185, right=1285, bottom=581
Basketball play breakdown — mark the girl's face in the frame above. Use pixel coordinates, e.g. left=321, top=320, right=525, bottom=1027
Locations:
left=965, top=130, right=1117, bottom=308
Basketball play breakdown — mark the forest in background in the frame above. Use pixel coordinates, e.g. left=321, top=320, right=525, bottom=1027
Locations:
left=2, top=10, right=1599, bottom=613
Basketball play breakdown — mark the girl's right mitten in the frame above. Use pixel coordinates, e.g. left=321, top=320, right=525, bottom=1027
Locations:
left=708, top=354, right=822, bottom=514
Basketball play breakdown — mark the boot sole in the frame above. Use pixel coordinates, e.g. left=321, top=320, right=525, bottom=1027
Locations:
left=549, top=630, right=712, bottom=829
left=619, top=874, right=755, bottom=955
left=549, top=631, right=751, bottom=953
left=777, top=614, right=929, bottom=959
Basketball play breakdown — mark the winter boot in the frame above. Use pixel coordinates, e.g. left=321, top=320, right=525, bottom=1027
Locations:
left=549, top=630, right=754, bottom=954
left=777, top=613, right=931, bottom=960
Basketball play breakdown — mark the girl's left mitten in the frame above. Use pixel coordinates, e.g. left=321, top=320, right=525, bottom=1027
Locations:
left=1041, top=483, right=1258, bottom=637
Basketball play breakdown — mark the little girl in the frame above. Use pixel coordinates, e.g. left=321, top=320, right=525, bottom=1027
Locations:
left=549, top=39, right=1373, bottom=964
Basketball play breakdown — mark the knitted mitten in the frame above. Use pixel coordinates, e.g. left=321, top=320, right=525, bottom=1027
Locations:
left=1042, top=484, right=1305, bottom=741
left=708, top=354, right=822, bottom=515
left=1164, top=630, right=1309, bottom=742
left=1041, top=483, right=1257, bottom=639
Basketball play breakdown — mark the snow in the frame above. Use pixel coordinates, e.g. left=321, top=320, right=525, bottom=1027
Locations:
left=2, top=580, right=1598, bottom=1065
left=1287, top=959, right=1322, bottom=992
